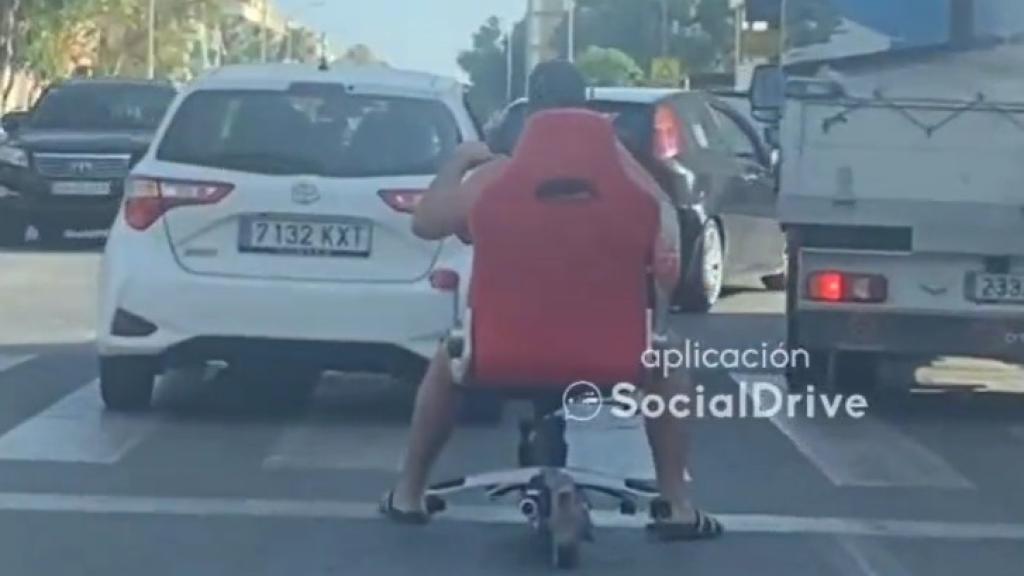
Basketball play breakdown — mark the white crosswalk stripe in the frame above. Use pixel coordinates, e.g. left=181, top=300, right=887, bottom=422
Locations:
left=0, top=353, right=34, bottom=374
left=0, top=381, right=160, bottom=464
left=732, top=374, right=973, bottom=489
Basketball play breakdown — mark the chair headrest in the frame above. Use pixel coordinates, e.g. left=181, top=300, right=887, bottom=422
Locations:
left=512, top=109, right=621, bottom=175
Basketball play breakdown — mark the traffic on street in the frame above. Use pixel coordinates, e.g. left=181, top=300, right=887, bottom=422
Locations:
left=2, top=0, right=1024, bottom=575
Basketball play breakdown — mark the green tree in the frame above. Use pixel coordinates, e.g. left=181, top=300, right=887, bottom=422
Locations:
left=576, top=45, right=643, bottom=86
left=457, top=16, right=509, bottom=122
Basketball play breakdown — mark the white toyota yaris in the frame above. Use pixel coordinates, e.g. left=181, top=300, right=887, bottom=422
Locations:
left=97, top=64, right=476, bottom=411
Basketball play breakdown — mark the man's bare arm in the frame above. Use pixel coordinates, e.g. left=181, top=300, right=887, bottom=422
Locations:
left=412, top=142, right=501, bottom=240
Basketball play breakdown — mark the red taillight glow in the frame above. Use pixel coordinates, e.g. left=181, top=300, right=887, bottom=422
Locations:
left=807, top=271, right=887, bottom=303
left=380, top=189, right=425, bottom=213
left=430, top=268, right=460, bottom=292
left=124, top=177, right=233, bottom=231
left=653, top=104, right=686, bottom=160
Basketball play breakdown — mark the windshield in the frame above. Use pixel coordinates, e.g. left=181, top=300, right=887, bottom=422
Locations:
left=158, top=89, right=460, bottom=177
left=29, top=84, right=175, bottom=131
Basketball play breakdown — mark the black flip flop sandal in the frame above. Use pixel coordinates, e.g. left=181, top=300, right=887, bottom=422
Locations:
left=379, top=491, right=447, bottom=525
left=646, top=499, right=724, bottom=542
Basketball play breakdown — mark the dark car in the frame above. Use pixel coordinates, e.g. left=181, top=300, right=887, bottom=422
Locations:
left=0, top=78, right=177, bottom=245
left=489, top=88, right=785, bottom=312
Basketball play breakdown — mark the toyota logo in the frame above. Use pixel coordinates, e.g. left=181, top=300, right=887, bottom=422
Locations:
left=70, top=161, right=93, bottom=175
left=291, top=182, right=320, bottom=205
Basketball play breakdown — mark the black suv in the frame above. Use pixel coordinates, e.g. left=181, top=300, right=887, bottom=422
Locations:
left=0, top=78, right=177, bottom=245
left=489, top=89, right=785, bottom=312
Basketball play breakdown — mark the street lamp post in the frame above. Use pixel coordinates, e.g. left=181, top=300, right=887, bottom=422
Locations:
left=260, top=0, right=269, bottom=63
left=660, top=0, right=669, bottom=57
left=147, top=0, right=156, bottom=78
left=566, top=0, right=576, bottom=62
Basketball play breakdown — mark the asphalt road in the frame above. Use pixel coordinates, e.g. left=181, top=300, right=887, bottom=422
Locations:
left=2, top=242, right=1024, bottom=576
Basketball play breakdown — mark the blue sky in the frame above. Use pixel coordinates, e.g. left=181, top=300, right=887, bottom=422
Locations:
left=277, top=0, right=527, bottom=78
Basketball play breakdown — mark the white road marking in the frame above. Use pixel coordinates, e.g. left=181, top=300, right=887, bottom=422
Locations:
left=0, top=353, right=34, bottom=374
left=732, top=374, right=973, bottom=489
left=0, top=491, right=1022, bottom=540
left=0, top=381, right=159, bottom=464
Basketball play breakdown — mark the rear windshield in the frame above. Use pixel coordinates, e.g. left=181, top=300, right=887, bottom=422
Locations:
left=30, top=83, right=176, bottom=131
left=491, top=100, right=650, bottom=156
left=157, top=88, right=461, bottom=177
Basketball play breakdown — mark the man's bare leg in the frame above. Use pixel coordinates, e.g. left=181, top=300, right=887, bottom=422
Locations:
left=643, top=369, right=696, bottom=522
left=392, top=346, right=460, bottom=512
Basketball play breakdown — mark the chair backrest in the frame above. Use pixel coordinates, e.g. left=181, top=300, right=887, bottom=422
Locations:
left=468, top=109, right=660, bottom=388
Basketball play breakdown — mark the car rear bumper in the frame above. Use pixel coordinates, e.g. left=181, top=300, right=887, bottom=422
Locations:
left=98, top=266, right=458, bottom=367
left=792, top=309, right=1024, bottom=362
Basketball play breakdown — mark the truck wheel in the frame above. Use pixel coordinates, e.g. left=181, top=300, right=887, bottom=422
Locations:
left=674, top=218, right=724, bottom=313
left=100, top=356, right=157, bottom=412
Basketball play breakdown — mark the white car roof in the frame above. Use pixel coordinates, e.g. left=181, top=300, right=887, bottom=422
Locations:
left=188, top=63, right=464, bottom=98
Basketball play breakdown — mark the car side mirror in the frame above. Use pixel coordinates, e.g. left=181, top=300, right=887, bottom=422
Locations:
left=1, top=111, right=28, bottom=134
left=749, top=65, right=784, bottom=124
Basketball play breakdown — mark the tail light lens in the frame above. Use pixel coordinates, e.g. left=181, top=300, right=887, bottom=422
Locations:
left=380, top=189, right=425, bottom=213
left=653, top=104, right=686, bottom=160
left=124, top=177, right=234, bottom=231
left=807, top=271, right=888, bottom=303
left=430, top=268, right=460, bottom=292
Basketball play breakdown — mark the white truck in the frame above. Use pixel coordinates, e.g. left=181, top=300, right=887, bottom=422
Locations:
left=749, top=40, right=1024, bottom=393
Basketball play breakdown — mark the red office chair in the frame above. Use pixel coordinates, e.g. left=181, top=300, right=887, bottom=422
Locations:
left=429, top=110, right=668, bottom=568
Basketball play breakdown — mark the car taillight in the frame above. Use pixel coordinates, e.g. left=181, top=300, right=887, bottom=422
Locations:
left=380, top=189, right=425, bottom=213
left=653, top=104, right=686, bottom=160
left=124, top=177, right=234, bottom=231
left=807, top=271, right=887, bottom=303
left=430, top=268, right=460, bottom=292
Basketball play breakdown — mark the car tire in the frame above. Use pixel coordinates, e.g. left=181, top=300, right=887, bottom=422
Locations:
left=0, top=216, right=26, bottom=246
left=100, top=356, right=157, bottom=412
left=674, top=218, right=724, bottom=313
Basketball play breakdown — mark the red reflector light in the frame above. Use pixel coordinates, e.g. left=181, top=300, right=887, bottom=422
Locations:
left=653, top=104, right=686, bottom=160
left=430, top=268, right=460, bottom=292
left=380, top=189, right=425, bottom=213
left=809, top=271, right=844, bottom=302
left=807, top=271, right=887, bottom=303
left=124, top=177, right=233, bottom=231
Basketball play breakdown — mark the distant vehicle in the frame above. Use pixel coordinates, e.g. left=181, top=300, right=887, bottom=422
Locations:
left=755, top=14, right=1024, bottom=392
left=96, top=64, right=482, bottom=413
left=0, top=78, right=177, bottom=245
left=492, top=89, right=785, bottom=311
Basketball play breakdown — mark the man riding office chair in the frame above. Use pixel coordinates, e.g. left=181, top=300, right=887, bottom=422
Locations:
left=381, top=60, right=723, bottom=542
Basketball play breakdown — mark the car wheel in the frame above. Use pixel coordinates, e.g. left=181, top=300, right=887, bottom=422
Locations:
left=0, top=216, right=26, bottom=246
left=674, top=218, right=724, bottom=313
left=100, top=356, right=157, bottom=412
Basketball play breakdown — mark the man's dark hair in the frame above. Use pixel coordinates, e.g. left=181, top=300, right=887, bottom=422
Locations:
left=527, top=59, right=588, bottom=114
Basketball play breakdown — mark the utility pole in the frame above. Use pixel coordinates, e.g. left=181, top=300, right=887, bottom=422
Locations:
left=147, top=0, right=156, bottom=78
left=506, top=26, right=515, bottom=103
left=260, top=0, right=269, bottom=63
left=660, top=0, right=669, bottom=57
left=566, top=0, right=576, bottom=62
